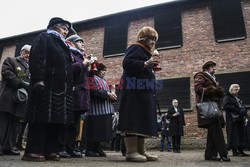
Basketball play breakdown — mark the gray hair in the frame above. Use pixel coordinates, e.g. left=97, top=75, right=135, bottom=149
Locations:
left=229, top=84, right=240, bottom=93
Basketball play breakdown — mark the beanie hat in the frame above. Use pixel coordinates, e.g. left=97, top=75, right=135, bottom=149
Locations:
left=137, top=26, right=158, bottom=42
left=66, top=34, right=84, bottom=43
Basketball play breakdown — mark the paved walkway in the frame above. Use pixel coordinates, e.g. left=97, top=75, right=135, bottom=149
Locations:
left=0, top=150, right=250, bottom=167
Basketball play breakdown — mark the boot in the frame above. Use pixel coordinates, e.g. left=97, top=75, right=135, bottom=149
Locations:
left=124, top=136, right=147, bottom=162
left=238, top=149, right=249, bottom=157
left=138, top=138, right=158, bottom=161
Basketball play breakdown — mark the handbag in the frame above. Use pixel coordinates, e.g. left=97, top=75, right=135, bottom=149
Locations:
left=13, top=88, right=28, bottom=104
left=196, top=88, right=222, bottom=128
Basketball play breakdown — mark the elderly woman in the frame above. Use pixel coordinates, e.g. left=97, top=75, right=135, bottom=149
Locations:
left=223, top=84, right=249, bottom=157
left=194, top=61, right=230, bottom=162
left=84, top=63, right=117, bottom=157
left=22, top=17, right=73, bottom=161
left=118, top=26, right=160, bottom=162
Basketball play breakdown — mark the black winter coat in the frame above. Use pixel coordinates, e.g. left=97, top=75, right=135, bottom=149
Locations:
left=0, top=56, right=30, bottom=117
left=223, top=92, right=247, bottom=149
left=117, top=44, right=158, bottom=137
left=26, top=32, right=73, bottom=124
left=167, top=107, right=185, bottom=136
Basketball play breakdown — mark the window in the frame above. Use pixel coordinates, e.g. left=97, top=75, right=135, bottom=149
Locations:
left=103, top=17, right=128, bottom=58
left=156, top=77, right=190, bottom=110
left=154, top=8, right=183, bottom=50
left=211, top=0, right=246, bottom=42
left=111, top=77, right=190, bottom=112
left=216, top=71, right=250, bottom=105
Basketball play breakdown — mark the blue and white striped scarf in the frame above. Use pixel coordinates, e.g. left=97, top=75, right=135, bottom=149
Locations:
left=46, top=29, right=84, bottom=56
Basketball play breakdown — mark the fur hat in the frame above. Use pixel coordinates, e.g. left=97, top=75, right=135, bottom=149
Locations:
left=21, top=44, right=31, bottom=52
left=47, top=17, right=71, bottom=29
left=66, top=34, right=84, bottom=43
left=202, top=61, right=216, bottom=71
left=137, top=26, right=158, bottom=42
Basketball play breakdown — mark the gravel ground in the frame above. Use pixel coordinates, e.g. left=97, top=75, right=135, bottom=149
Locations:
left=0, top=150, right=250, bottom=167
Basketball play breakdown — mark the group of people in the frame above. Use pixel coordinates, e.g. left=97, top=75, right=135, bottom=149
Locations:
left=0, top=17, right=117, bottom=161
left=0, top=16, right=249, bottom=164
left=194, top=61, right=249, bottom=162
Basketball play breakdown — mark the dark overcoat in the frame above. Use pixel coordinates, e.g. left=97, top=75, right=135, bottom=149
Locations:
left=167, top=107, right=185, bottom=136
left=117, top=44, right=158, bottom=137
left=0, top=56, right=30, bottom=117
left=194, top=71, right=225, bottom=128
left=223, top=92, right=247, bottom=149
left=26, top=32, right=74, bottom=124
left=71, top=50, right=90, bottom=113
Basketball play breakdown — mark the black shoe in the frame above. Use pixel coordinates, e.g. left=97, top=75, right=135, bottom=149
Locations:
left=176, top=150, right=181, bottom=153
left=85, top=151, right=100, bottom=157
left=238, top=151, right=249, bottom=157
left=57, top=151, right=71, bottom=158
left=0, top=151, right=3, bottom=156
left=22, top=153, right=45, bottom=161
left=221, top=155, right=231, bottom=162
left=69, top=151, right=82, bottom=158
left=98, top=150, right=106, bottom=157
left=205, top=156, right=221, bottom=161
left=173, top=150, right=177, bottom=153
left=122, top=151, right=126, bottom=156
left=232, top=151, right=240, bottom=156
left=45, top=153, right=61, bottom=161
left=2, top=150, right=20, bottom=156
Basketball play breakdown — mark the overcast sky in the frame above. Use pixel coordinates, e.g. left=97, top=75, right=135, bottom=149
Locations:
left=0, top=0, right=175, bottom=39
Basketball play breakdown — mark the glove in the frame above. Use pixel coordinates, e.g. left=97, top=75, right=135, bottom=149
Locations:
left=33, top=81, right=45, bottom=93
left=19, top=80, right=30, bottom=91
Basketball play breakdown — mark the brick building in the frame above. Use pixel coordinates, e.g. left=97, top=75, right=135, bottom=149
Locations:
left=0, top=0, right=249, bottom=143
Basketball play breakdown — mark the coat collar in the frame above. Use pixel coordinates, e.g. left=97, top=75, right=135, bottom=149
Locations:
left=16, top=56, right=29, bottom=69
left=195, top=71, right=217, bottom=86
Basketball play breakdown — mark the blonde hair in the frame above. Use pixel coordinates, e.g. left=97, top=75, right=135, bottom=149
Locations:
left=229, top=84, right=240, bottom=93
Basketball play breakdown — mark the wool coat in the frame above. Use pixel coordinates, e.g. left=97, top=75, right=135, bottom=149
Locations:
left=26, top=32, right=73, bottom=124
left=223, top=92, right=247, bottom=149
left=0, top=56, right=30, bottom=117
left=167, top=107, right=185, bottom=136
left=194, top=71, right=225, bottom=128
left=71, top=50, right=90, bottom=113
left=117, top=44, right=158, bottom=137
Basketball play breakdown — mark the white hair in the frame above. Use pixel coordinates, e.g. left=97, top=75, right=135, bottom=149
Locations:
left=229, top=84, right=240, bottom=93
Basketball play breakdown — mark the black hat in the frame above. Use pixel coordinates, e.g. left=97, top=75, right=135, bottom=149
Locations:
left=13, top=88, right=28, bottom=104
left=47, top=17, right=71, bottom=29
left=202, top=61, right=216, bottom=71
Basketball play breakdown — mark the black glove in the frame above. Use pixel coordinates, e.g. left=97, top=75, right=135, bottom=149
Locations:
left=19, top=80, right=30, bottom=91
left=33, top=81, right=45, bottom=93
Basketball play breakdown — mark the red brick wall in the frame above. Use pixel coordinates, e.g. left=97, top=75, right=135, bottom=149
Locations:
left=0, top=0, right=249, bottom=139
